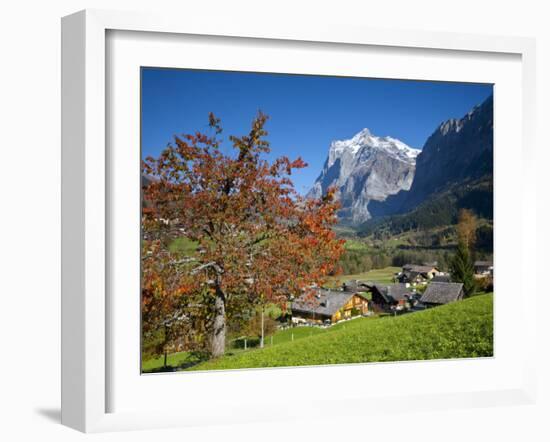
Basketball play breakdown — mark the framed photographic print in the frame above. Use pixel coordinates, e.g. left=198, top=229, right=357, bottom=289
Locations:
left=61, top=9, right=537, bottom=433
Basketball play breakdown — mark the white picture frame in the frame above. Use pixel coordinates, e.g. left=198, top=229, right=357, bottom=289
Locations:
left=61, top=9, right=537, bottom=433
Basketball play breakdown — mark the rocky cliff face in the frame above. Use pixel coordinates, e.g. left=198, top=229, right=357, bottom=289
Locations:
left=308, top=128, right=419, bottom=225
left=368, top=94, right=493, bottom=217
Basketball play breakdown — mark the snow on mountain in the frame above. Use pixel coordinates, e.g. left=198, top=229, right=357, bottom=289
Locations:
left=327, top=128, right=419, bottom=168
left=309, top=128, right=419, bottom=225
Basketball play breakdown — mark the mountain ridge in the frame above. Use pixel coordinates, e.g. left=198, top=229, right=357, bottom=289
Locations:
left=368, top=95, right=493, bottom=218
left=308, top=128, right=419, bottom=225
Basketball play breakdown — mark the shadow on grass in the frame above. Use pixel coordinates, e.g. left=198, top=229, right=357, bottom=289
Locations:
left=144, top=357, right=206, bottom=373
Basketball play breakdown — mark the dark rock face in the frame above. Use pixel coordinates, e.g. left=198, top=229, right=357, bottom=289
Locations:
left=308, top=128, right=419, bottom=225
left=369, top=95, right=493, bottom=217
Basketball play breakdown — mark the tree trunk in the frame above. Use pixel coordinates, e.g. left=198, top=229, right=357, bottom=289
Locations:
left=163, top=323, right=169, bottom=368
left=260, top=307, right=265, bottom=348
left=210, top=287, right=226, bottom=358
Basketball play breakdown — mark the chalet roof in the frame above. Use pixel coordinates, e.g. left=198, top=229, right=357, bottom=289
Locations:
left=373, top=283, right=412, bottom=303
left=403, top=264, right=438, bottom=273
left=398, top=270, right=427, bottom=282
left=422, top=261, right=438, bottom=267
left=420, top=282, right=464, bottom=305
left=291, top=289, right=360, bottom=317
left=474, top=260, right=493, bottom=267
left=342, top=280, right=357, bottom=291
left=432, top=274, right=451, bottom=283
left=342, top=280, right=374, bottom=292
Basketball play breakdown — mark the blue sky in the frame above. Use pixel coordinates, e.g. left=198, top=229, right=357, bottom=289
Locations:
left=141, top=68, right=492, bottom=194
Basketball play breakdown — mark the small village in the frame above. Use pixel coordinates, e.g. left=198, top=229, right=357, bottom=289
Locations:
left=290, top=260, right=494, bottom=327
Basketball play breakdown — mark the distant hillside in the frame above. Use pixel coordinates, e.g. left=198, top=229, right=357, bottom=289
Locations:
left=358, top=176, right=493, bottom=237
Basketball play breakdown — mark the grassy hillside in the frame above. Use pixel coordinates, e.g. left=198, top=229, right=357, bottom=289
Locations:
left=142, top=351, right=197, bottom=372
left=189, top=294, right=493, bottom=371
left=143, top=325, right=331, bottom=372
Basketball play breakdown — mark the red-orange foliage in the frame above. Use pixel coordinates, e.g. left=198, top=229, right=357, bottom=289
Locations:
left=142, top=112, right=344, bottom=357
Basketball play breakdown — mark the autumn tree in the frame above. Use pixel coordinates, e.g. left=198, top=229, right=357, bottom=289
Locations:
left=456, top=208, right=477, bottom=250
left=141, top=241, right=212, bottom=366
left=142, top=112, right=344, bottom=358
left=449, top=208, right=478, bottom=297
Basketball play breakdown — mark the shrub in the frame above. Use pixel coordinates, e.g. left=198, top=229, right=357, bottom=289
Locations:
left=477, top=276, right=493, bottom=292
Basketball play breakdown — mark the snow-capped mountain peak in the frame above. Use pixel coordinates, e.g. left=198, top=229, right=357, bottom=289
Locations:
left=310, top=127, right=419, bottom=225
left=350, top=127, right=373, bottom=143
left=328, top=128, right=419, bottom=168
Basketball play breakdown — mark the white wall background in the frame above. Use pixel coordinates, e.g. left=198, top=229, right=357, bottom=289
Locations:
left=0, top=1, right=548, bottom=441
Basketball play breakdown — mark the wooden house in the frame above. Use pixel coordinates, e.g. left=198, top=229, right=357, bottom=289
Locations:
left=342, top=279, right=373, bottom=293
left=291, top=289, right=369, bottom=324
left=474, top=260, right=494, bottom=277
left=403, top=264, right=439, bottom=276
left=370, top=283, right=413, bottom=312
left=420, top=282, right=464, bottom=307
left=396, top=264, right=439, bottom=285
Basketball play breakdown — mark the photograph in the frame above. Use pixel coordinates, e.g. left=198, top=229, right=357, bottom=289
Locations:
left=140, top=68, right=494, bottom=373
